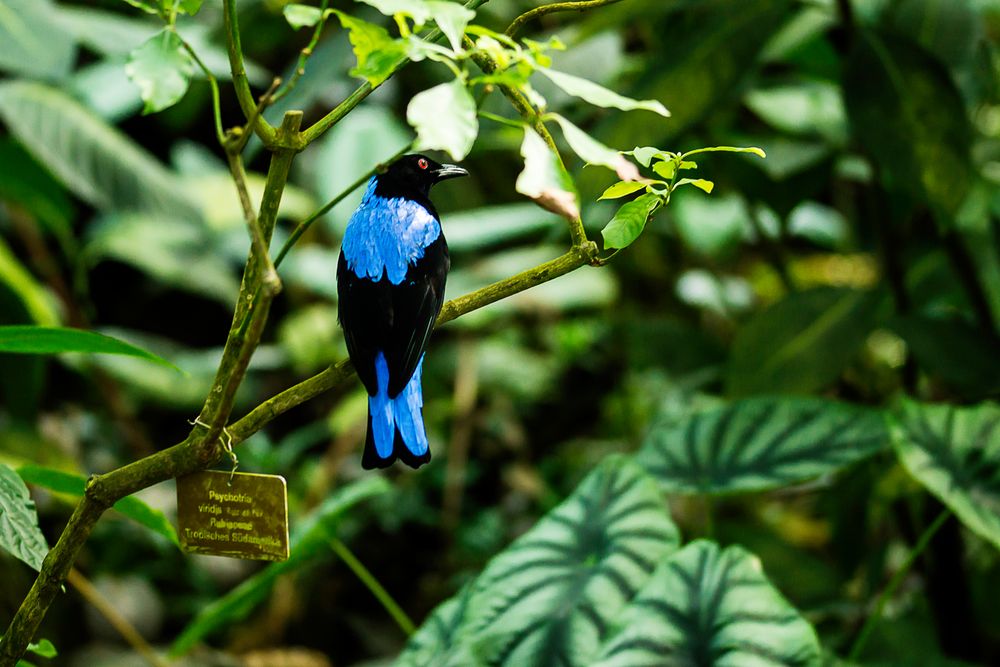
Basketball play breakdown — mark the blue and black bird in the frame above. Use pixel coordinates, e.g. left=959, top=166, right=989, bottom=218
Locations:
left=337, top=154, right=468, bottom=469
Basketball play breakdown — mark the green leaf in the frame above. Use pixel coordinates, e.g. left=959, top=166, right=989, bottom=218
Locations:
left=538, top=68, right=669, bottom=117
left=515, top=128, right=579, bottom=222
left=407, top=78, right=478, bottom=161
left=547, top=113, right=623, bottom=172
left=426, top=1, right=476, bottom=51
left=0, top=0, right=77, bottom=79
left=652, top=160, right=675, bottom=180
left=396, top=456, right=680, bottom=666
left=0, top=138, right=74, bottom=237
left=591, top=540, right=822, bottom=666
left=675, top=177, right=714, bottom=193
left=283, top=3, right=323, bottom=29
left=125, top=29, right=195, bottom=115
left=624, top=146, right=659, bottom=168
left=178, top=0, right=203, bottom=14
left=0, top=326, right=180, bottom=371
left=598, top=181, right=647, bottom=201
left=891, top=400, right=1000, bottom=551
left=726, top=288, right=884, bottom=397
left=843, top=30, right=972, bottom=218
left=637, top=397, right=890, bottom=494
left=0, top=81, right=198, bottom=217
left=17, top=465, right=180, bottom=546
left=171, top=477, right=391, bottom=656
left=0, top=463, right=49, bottom=571
left=120, top=0, right=159, bottom=14
left=331, top=9, right=408, bottom=86
left=25, top=640, right=57, bottom=658
left=682, top=145, right=766, bottom=159
left=600, top=193, right=662, bottom=250
left=0, top=237, right=59, bottom=327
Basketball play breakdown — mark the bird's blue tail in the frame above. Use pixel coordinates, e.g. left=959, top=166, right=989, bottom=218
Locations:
left=362, top=352, right=430, bottom=469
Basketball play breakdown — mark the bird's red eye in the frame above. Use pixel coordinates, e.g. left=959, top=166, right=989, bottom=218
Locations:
left=418, top=158, right=429, bottom=170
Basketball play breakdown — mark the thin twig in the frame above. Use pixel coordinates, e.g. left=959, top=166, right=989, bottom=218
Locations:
left=223, top=0, right=277, bottom=145
left=505, top=0, right=625, bottom=38
left=272, top=0, right=331, bottom=104
left=66, top=569, right=169, bottom=667
left=329, top=538, right=416, bottom=636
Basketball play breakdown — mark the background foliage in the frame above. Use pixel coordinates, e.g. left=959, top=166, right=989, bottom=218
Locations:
left=1, top=0, right=1000, bottom=665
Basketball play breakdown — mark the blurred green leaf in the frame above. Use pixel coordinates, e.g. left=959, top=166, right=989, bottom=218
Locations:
left=0, top=138, right=74, bottom=235
left=538, top=68, right=669, bottom=117
left=745, top=81, right=847, bottom=144
left=121, top=0, right=159, bottom=14
left=637, top=397, right=889, bottom=494
left=675, top=177, right=714, bottom=193
left=601, top=193, right=661, bottom=250
left=890, top=315, right=1000, bottom=399
left=0, top=0, right=77, bottom=79
left=843, top=30, right=972, bottom=218
left=171, top=476, right=391, bottom=656
left=0, top=81, right=198, bottom=217
left=179, top=0, right=203, bottom=15
left=0, top=237, right=59, bottom=327
left=624, top=146, right=659, bottom=167
left=671, top=190, right=750, bottom=259
left=332, top=9, right=408, bottom=86
left=598, top=181, right=647, bottom=201
left=591, top=540, right=822, bottom=666
left=445, top=204, right=560, bottom=252
left=407, top=78, right=477, bottom=161
left=547, top=113, right=623, bottom=171
left=396, top=456, right=680, bottom=666
left=16, top=465, right=179, bottom=546
left=0, top=462, right=49, bottom=571
left=891, top=400, right=1000, bottom=550
left=25, top=639, right=56, bottom=658
left=0, top=326, right=180, bottom=371
left=284, top=3, right=322, bottom=28
left=125, top=28, right=195, bottom=115
left=515, top=128, right=579, bottom=222
left=727, top=288, right=884, bottom=396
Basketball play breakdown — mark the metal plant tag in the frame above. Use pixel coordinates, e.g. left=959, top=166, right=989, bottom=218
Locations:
left=176, top=470, right=289, bottom=562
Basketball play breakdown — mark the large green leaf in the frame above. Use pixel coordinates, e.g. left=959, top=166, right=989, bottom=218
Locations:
left=891, top=400, right=1000, bottom=551
left=171, top=477, right=391, bottom=656
left=637, top=397, right=890, bottom=494
left=16, top=465, right=178, bottom=546
left=843, top=29, right=972, bottom=218
left=726, top=288, right=884, bottom=397
left=0, top=326, right=179, bottom=370
left=591, top=540, right=822, bottom=667
left=0, top=463, right=49, bottom=571
left=332, top=9, right=408, bottom=86
left=0, top=0, right=77, bottom=79
left=395, top=456, right=680, bottom=666
left=538, top=68, right=669, bottom=117
left=515, top=128, right=579, bottom=222
left=601, top=193, right=662, bottom=251
left=125, top=28, right=195, bottom=114
left=0, top=81, right=198, bottom=217
left=407, top=78, right=477, bottom=161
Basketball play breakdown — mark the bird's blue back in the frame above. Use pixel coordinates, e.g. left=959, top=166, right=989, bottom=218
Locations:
left=341, top=177, right=441, bottom=284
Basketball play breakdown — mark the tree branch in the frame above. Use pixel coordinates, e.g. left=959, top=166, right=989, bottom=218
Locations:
left=223, top=0, right=277, bottom=146
left=505, top=0, right=626, bottom=38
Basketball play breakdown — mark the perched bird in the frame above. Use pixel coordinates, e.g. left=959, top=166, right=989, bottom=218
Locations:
left=337, top=154, right=468, bottom=469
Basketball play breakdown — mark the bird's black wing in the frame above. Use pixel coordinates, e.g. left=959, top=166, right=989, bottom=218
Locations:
left=385, top=234, right=449, bottom=396
left=337, top=235, right=449, bottom=398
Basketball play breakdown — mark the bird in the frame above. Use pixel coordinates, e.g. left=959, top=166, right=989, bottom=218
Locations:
left=337, top=154, right=468, bottom=469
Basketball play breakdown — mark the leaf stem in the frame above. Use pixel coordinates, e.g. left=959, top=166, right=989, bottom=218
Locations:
left=847, top=507, right=952, bottom=661
left=329, top=537, right=416, bottom=636
left=505, top=0, right=625, bottom=38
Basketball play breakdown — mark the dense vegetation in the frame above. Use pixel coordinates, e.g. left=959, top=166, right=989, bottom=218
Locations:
left=1, top=0, right=999, bottom=665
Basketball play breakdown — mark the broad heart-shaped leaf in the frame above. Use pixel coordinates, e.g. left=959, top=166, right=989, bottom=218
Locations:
left=0, top=81, right=198, bottom=218
left=0, top=463, right=49, bottom=571
left=538, top=68, right=669, bottom=117
left=591, top=540, right=822, bottom=667
left=331, top=9, right=408, bottom=86
left=726, top=287, right=885, bottom=397
left=0, top=326, right=180, bottom=371
left=515, top=127, right=580, bottom=222
left=171, top=477, right=390, bottom=656
left=0, top=0, right=77, bottom=79
left=891, top=400, right=1000, bottom=551
left=125, top=29, right=195, bottom=114
left=395, top=456, right=680, bottom=667
left=407, top=78, right=478, bottom=161
left=843, top=29, right=972, bottom=219
left=601, top=193, right=662, bottom=250
left=16, top=465, right=179, bottom=546
left=637, top=397, right=890, bottom=495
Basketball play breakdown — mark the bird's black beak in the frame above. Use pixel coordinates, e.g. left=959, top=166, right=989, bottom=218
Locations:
left=432, top=164, right=469, bottom=182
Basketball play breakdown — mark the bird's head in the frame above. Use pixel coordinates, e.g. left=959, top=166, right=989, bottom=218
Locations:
left=375, top=154, right=469, bottom=200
